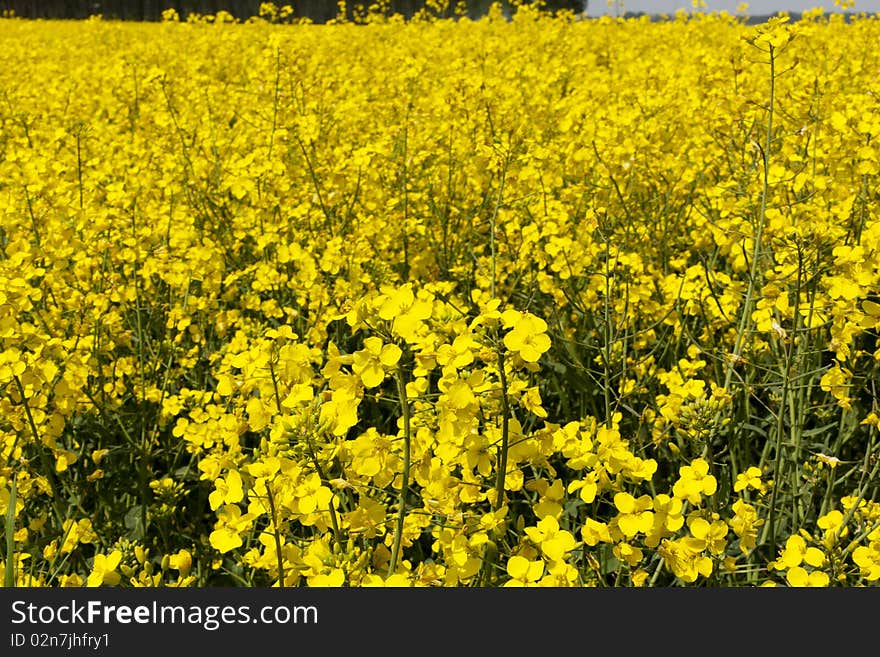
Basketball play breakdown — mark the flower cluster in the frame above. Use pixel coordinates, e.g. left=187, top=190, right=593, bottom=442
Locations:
left=1, top=6, right=879, bottom=588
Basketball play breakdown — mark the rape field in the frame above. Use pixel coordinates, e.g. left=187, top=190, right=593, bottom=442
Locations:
left=1, top=4, right=879, bottom=588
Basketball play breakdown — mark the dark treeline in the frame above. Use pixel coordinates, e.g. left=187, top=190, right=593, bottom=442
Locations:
left=0, top=0, right=586, bottom=22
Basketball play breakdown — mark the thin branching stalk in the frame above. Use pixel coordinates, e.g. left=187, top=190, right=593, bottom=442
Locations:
left=726, top=48, right=775, bottom=390
left=296, top=136, right=333, bottom=234
left=23, top=186, right=41, bottom=247
left=493, top=349, right=511, bottom=512
left=720, top=42, right=776, bottom=554
left=75, top=125, right=84, bottom=210
left=263, top=362, right=288, bottom=587
left=602, top=235, right=614, bottom=428
left=396, top=100, right=413, bottom=280
left=4, top=475, right=16, bottom=587
left=388, top=361, right=412, bottom=576
left=267, top=47, right=281, bottom=161
left=488, top=147, right=510, bottom=299
left=304, top=434, right=342, bottom=547
left=268, top=353, right=284, bottom=416
left=129, top=205, right=150, bottom=540
left=147, top=276, right=192, bottom=451
left=834, top=426, right=880, bottom=545
left=12, top=374, right=63, bottom=525
left=761, top=331, right=791, bottom=551
left=265, top=483, right=286, bottom=588
left=480, top=347, right=511, bottom=587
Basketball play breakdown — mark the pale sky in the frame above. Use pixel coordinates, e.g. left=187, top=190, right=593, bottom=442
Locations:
left=588, top=0, right=880, bottom=15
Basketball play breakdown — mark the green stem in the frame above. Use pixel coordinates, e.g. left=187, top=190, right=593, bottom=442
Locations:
left=602, top=236, right=613, bottom=428
left=834, top=429, right=880, bottom=546
left=13, top=375, right=63, bottom=525
left=4, top=475, right=16, bottom=587
left=493, top=349, right=511, bottom=511
left=723, top=45, right=775, bottom=393
left=265, top=484, right=286, bottom=588
left=23, top=186, right=41, bottom=247
left=480, top=348, right=511, bottom=587
left=75, top=129, right=84, bottom=210
left=388, top=362, right=412, bottom=576
left=304, top=435, right=342, bottom=547
left=129, top=206, right=150, bottom=541
left=296, top=137, right=333, bottom=235
left=267, top=47, right=281, bottom=161
left=720, top=45, right=776, bottom=557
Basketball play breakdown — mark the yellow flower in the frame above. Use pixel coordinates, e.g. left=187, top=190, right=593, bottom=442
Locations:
left=581, top=518, right=613, bottom=546
left=209, top=505, right=255, bottom=554
left=0, top=348, right=26, bottom=383
left=819, top=364, right=852, bottom=408
left=308, top=568, right=346, bottom=587
left=502, top=311, right=551, bottom=363
left=672, top=458, right=717, bottom=505
left=733, top=466, right=765, bottom=493
left=658, top=538, right=712, bottom=583
left=852, top=543, right=880, bottom=581
left=87, top=551, right=123, bottom=587
left=352, top=337, right=402, bottom=388
left=613, top=492, right=654, bottom=538
left=684, top=516, right=728, bottom=556
left=729, top=499, right=763, bottom=554
left=613, top=542, right=644, bottom=566
left=209, top=470, right=244, bottom=511
left=524, top=516, right=579, bottom=562
left=786, top=567, right=829, bottom=587
left=504, top=555, right=544, bottom=586
left=168, top=549, right=193, bottom=576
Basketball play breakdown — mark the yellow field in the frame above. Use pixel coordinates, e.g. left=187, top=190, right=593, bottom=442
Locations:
left=1, top=6, right=879, bottom=587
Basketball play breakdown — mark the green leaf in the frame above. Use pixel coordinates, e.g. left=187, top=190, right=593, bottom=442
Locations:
left=124, top=505, right=145, bottom=541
